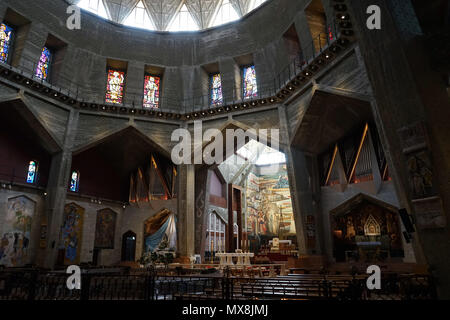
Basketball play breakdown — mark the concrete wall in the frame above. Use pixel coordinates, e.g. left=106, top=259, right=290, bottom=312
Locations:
left=0, top=0, right=321, bottom=111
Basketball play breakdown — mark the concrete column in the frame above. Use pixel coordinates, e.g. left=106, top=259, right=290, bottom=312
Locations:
left=43, top=109, right=79, bottom=269
left=278, top=106, right=308, bottom=255
left=124, top=60, right=145, bottom=109
left=348, top=0, right=450, bottom=298
left=293, top=10, right=315, bottom=62
left=219, top=57, right=241, bottom=104
left=16, top=22, right=48, bottom=74
left=161, top=67, right=183, bottom=113
left=0, top=3, right=8, bottom=22
left=176, top=163, right=195, bottom=259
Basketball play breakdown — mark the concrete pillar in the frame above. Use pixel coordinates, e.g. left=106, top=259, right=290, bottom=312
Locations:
left=176, top=163, right=195, bottom=259
left=43, top=109, right=79, bottom=269
left=278, top=106, right=308, bottom=255
left=219, top=57, right=241, bottom=104
left=16, top=22, right=48, bottom=75
left=348, top=0, right=450, bottom=298
left=124, top=60, right=145, bottom=109
left=293, top=10, right=315, bottom=62
left=161, top=67, right=183, bottom=113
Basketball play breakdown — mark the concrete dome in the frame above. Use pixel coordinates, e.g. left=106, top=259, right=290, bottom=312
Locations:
left=70, top=0, right=268, bottom=31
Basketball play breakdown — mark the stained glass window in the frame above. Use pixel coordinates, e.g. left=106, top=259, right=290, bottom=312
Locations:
left=211, top=73, right=223, bottom=105
left=243, top=65, right=258, bottom=99
left=70, top=171, right=80, bottom=192
left=143, top=75, right=160, bottom=108
left=0, top=23, right=13, bottom=64
left=35, top=47, right=52, bottom=81
left=105, top=69, right=125, bottom=104
left=26, top=161, right=37, bottom=184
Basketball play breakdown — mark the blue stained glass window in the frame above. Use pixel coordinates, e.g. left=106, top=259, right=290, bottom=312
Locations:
left=35, top=47, right=52, bottom=80
left=70, top=171, right=80, bottom=192
left=0, top=23, right=13, bottom=64
left=26, top=161, right=37, bottom=184
left=211, top=73, right=223, bottom=105
left=243, top=65, right=257, bottom=99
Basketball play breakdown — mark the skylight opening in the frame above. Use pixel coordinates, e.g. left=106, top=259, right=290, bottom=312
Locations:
left=236, top=140, right=286, bottom=166
left=167, top=4, right=199, bottom=32
left=123, top=1, right=156, bottom=30
left=249, top=0, right=267, bottom=12
left=212, top=0, right=240, bottom=27
left=78, top=0, right=109, bottom=19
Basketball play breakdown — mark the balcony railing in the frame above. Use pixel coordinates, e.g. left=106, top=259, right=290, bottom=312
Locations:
left=0, top=16, right=347, bottom=116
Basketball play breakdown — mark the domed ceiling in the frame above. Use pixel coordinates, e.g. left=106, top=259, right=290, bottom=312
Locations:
left=68, top=0, right=268, bottom=31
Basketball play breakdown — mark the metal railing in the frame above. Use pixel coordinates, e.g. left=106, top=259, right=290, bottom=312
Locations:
left=0, top=267, right=436, bottom=301
left=0, top=17, right=342, bottom=115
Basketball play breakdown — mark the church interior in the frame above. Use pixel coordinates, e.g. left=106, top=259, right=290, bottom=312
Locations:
left=0, top=0, right=449, bottom=302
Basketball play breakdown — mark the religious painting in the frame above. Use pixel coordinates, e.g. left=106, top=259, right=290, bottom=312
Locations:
left=0, top=196, right=35, bottom=267
left=35, top=46, right=52, bottom=81
left=61, top=203, right=84, bottom=265
left=331, top=196, right=404, bottom=262
left=245, top=165, right=295, bottom=237
left=0, top=23, right=13, bottom=64
left=105, top=69, right=125, bottom=104
left=143, top=75, right=160, bottom=108
left=243, top=65, right=258, bottom=99
left=406, top=151, right=435, bottom=199
left=94, top=208, right=117, bottom=249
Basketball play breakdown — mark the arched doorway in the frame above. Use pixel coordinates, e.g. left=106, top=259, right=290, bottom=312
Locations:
left=121, top=230, right=136, bottom=262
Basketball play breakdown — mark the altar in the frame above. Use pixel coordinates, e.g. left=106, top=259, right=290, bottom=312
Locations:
left=216, top=251, right=254, bottom=267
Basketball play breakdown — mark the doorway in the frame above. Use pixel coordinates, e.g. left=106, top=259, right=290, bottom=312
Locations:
left=121, top=230, right=136, bottom=262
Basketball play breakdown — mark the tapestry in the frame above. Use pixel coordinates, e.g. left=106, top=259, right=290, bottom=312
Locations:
left=246, top=165, right=296, bottom=237
left=94, top=208, right=117, bottom=249
left=61, top=203, right=84, bottom=265
left=0, top=196, right=36, bottom=267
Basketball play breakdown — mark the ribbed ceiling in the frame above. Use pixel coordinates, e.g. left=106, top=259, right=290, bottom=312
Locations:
left=71, top=0, right=268, bottom=31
